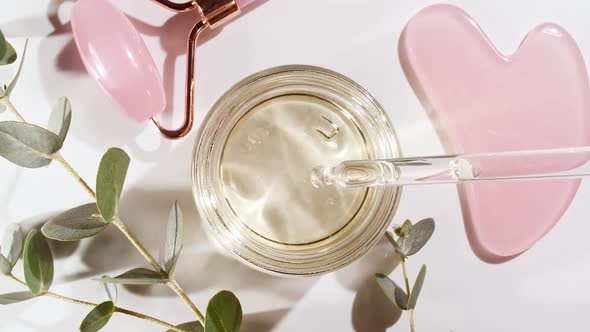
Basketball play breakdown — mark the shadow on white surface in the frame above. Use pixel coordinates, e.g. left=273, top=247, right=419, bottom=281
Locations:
left=241, top=309, right=291, bottom=332
left=351, top=279, right=402, bottom=332
left=22, top=135, right=315, bottom=329
left=8, top=185, right=315, bottom=330
left=335, top=237, right=403, bottom=331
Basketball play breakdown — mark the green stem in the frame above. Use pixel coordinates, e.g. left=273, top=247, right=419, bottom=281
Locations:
left=114, top=307, right=184, bottom=332
left=2, top=97, right=205, bottom=325
left=114, top=218, right=204, bottom=324
left=113, top=218, right=164, bottom=274
left=400, top=258, right=415, bottom=332
left=6, top=273, right=185, bottom=332
left=0, top=97, right=25, bottom=122
left=6, top=273, right=27, bottom=287
left=168, top=279, right=206, bottom=324
left=51, top=153, right=96, bottom=198
left=0, top=97, right=96, bottom=199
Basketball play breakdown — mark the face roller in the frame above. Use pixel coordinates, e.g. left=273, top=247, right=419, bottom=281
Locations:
left=71, top=0, right=261, bottom=139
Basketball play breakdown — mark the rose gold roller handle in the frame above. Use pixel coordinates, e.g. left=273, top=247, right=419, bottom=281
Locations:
left=149, top=0, right=242, bottom=138
left=150, top=18, right=207, bottom=138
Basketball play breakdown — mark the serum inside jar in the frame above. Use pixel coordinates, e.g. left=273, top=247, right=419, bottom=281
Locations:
left=193, top=66, right=401, bottom=276
left=221, top=94, right=368, bottom=245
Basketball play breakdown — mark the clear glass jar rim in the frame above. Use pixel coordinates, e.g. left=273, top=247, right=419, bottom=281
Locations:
left=192, top=65, right=402, bottom=276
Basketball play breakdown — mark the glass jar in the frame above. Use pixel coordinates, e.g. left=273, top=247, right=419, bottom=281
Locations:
left=192, top=65, right=401, bottom=276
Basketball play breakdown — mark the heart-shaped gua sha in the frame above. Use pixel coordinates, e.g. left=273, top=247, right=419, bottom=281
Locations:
left=400, top=4, right=590, bottom=261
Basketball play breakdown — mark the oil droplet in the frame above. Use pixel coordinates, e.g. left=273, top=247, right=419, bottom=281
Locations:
left=247, top=135, right=262, bottom=145
left=255, top=127, right=270, bottom=137
left=326, top=195, right=337, bottom=206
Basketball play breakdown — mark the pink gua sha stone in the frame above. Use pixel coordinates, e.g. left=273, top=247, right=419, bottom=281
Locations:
left=400, top=4, right=590, bottom=261
left=71, top=0, right=166, bottom=122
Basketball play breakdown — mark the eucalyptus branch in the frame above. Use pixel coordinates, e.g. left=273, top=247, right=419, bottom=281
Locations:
left=0, top=32, right=241, bottom=332
left=114, top=218, right=205, bottom=322
left=376, top=219, right=434, bottom=332
left=5, top=273, right=185, bottom=332
left=0, top=97, right=95, bottom=197
left=112, top=218, right=164, bottom=274
left=400, top=258, right=416, bottom=332
left=0, top=97, right=25, bottom=122
left=52, top=153, right=96, bottom=198
left=168, top=279, right=206, bottom=323
left=1, top=94, right=205, bottom=325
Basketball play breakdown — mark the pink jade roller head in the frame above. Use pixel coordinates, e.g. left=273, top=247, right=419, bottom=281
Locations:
left=71, top=0, right=261, bottom=139
left=399, top=4, right=590, bottom=261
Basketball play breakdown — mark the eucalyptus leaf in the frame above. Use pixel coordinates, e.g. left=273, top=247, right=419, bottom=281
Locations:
left=407, top=265, right=427, bottom=310
left=205, top=290, right=243, bottom=332
left=167, top=321, right=204, bottom=332
left=0, top=121, right=62, bottom=168
left=0, top=291, right=36, bottom=305
left=401, top=218, right=435, bottom=257
left=94, top=268, right=167, bottom=285
left=96, top=148, right=130, bottom=222
left=0, top=254, right=10, bottom=274
left=48, top=97, right=72, bottom=143
left=101, top=277, right=118, bottom=303
left=2, top=223, right=23, bottom=267
left=5, top=39, right=28, bottom=96
left=79, top=301, right=115, bottom=332
left=375, top=273, right=407, bottom=310
left=385, top=231, right=404, bottom=258
left=165, top=201, right=183, bottom=274
left=0, top=30, right=6, bottom=60
left=0, top=224, right=20, bottom=272
left=394, top=220, right=412, bottom=238
left=0, top=30, right=17, bottom=66
left=23, top=229, right=54, bottom=295
left=0, top=86, right=5, bottom=113
left=42, top=203, right=108, bottom=241
left=0, top=46, right=17, bottom=65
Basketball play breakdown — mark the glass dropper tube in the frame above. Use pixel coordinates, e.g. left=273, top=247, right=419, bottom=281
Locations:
left=313, top=146, right=590, bottom=188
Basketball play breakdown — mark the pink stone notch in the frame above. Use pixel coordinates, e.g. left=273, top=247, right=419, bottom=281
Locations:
left=400, top=4, right=590, bottom=261
left=71, top=0, right=166, bottom=122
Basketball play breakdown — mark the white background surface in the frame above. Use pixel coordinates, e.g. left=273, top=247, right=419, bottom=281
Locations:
left=1, top=0, right=590, bottom=331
